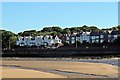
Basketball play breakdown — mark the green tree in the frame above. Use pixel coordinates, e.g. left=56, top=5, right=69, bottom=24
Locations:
left=89, top=26, right=99, bottom=31
left=63, top=28, right=71, bottom=34
left=23, top=30, right=37, bottom=36
left=81, top=25, right=88, bottom=31
left=117, top=25, right=120, bottom=30
left=41, top=27, right=52, bottom=32
left=52, top=26, right=62, bottom=33
left=112, top=27, right=118, bottom=31
left=70, top=27, right=78, bottom=33
left=1, top=30, right=17, bottom=49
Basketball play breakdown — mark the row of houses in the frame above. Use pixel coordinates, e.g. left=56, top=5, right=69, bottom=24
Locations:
left=16, top=30, right=120, bottom=47
left=16, top=35, right=62, bottom=47
left=63, top=30, right=120, bottom=44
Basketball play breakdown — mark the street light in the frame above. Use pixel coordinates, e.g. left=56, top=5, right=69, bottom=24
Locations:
left=75, top=36, right=77, bottom=48
left=8, top=39, right=11, bottom=50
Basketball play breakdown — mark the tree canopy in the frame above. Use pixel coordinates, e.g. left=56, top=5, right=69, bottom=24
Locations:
left=17, top=25, right=120, bottom=36
left=1, top=30, right=17, bottom=49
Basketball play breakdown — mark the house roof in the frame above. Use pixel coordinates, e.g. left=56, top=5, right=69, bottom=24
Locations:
left=76, top=34, right=81, bottom=37
left=91, top=31, right=100, bottom=36
left=111, top=31, right=120, bottom=35
left=53, top=35, right=57, bottom=39
left=48, top=35, right=53, bottom=39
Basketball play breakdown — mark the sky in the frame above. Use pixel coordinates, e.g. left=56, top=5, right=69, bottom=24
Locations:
left=2, top=2, right=118, bottom=33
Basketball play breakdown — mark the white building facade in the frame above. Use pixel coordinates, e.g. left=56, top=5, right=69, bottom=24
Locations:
left=16, top=35, right=62, bottom=47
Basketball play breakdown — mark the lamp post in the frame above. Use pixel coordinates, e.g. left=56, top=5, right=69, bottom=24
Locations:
left=8, top=39, right=11, bottom=50
left=75, top=36, right=77, bottom=48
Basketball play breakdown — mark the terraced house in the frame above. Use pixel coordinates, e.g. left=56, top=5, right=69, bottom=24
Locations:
left=16, top=30, right=120, bottom=47
left=62, top=30, right=120, bottom=45
left=16, top=35, right=62, bottom=47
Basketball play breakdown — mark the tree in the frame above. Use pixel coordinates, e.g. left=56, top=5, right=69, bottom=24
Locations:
left=89, top=26, right=99, bottom=31
left=41, top=27, right=52, bottom=32
left=81, top=25, right=88, bottom=31
left=10, top=35, right=17, bottom=48
left=52, top=26, right=62, bottom=33
left=112, top=27, right=118, bottom=31
left=62, top=28, right=71, bottom=34
left=1, top=30, right=17, bottom=49
left=70, top=27, right=78, bottom=33
left=117, top=25, right=120, bottom=30
left=23, top=30, right=37, bottom=36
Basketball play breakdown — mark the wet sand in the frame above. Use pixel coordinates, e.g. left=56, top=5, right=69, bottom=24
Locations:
left=1, top=58, right=119, bottom=78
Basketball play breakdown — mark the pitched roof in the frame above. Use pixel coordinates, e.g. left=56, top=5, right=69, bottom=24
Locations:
left=111, top=31, right=120, bottom=35
left=91, top=31, right=100, bottom=36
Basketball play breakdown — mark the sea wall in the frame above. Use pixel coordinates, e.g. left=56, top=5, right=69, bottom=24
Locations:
left=2, top=47, right=120, bottom=57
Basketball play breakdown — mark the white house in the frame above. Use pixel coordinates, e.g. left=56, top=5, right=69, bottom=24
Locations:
left=16, top=35, right=62, bottom=47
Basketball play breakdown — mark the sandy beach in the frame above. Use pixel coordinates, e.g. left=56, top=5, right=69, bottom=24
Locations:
left=1, top=66, right=66, bottom=78
left=1, top=58, right=119, bottom=78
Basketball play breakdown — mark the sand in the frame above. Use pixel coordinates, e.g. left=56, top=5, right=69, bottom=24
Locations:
left=1, top=66, right=66, bottom=78
left=1, top=59, right=119, bottom=78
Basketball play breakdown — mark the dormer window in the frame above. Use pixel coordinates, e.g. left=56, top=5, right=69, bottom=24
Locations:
left=59, top=40, right=61, bottom=42
left=31, top=37, right=35, bottom=40
left=22, top=38, right=24, bottom=41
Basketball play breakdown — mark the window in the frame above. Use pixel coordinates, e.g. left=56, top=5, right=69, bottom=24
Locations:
left=108, top=35, right=111, bottom=38
left=55, top=37, right=58, bottom=40
left=59, top=40, right=61, bottom=42
left=96, top=40, right=99, bottom=43
left=96, top=36, right=99, bottom=39
left=114, top=35, right=117, bottom=38
left=72, top=37, right=75, bottom=40
left=26, top=38, right=28, bottom=40
left=67, top=37, right=69, bottom=40
left=100, top=40, right=104, bottom=43
left=22, top=38, right=24, bottom=41
left=108, top=39, right=111, bottom=42
left=31, top=37, right=35, bottom=40
left=92, top=40, right=95, bottom=43
left=100, top=35, right=104, bottom=38
left=91, top=36, right=95, bottom=39
left=72, top=41, right=75, bottom=44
